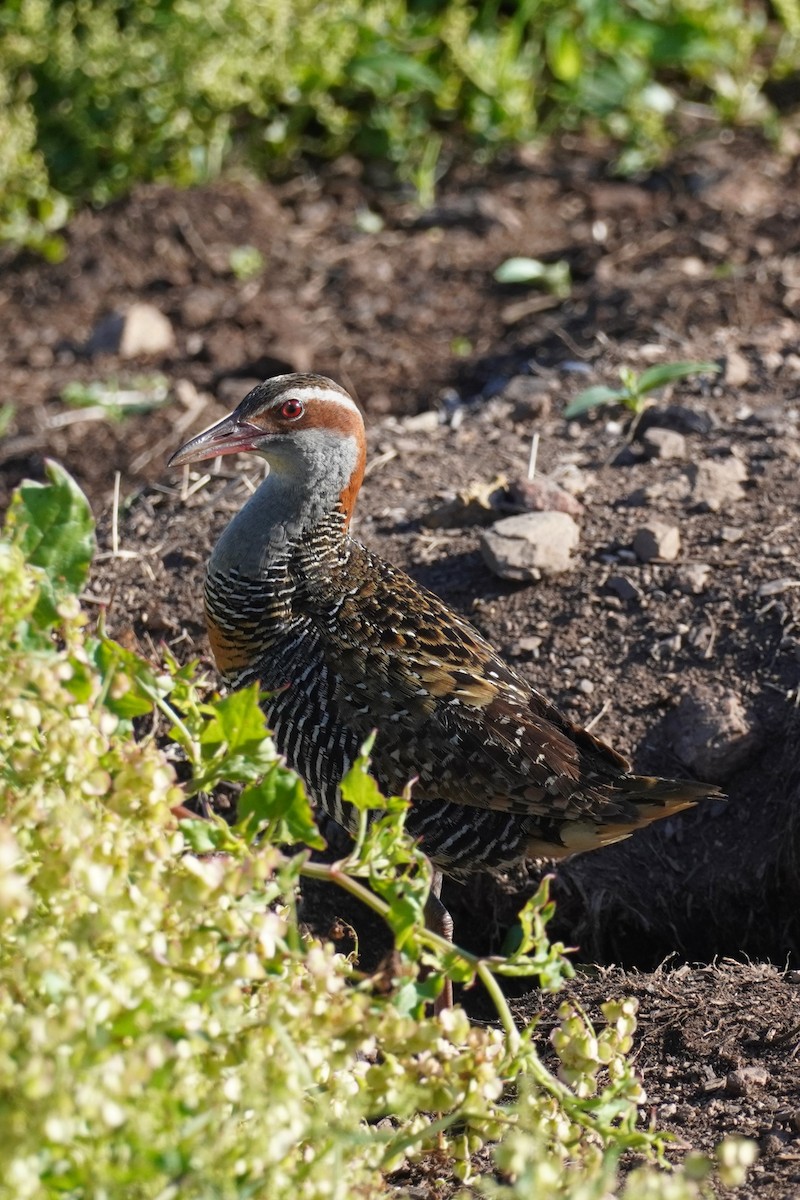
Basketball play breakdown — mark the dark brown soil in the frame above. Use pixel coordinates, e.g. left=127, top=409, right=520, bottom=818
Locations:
left=2, top=129, right=799, bottom=1195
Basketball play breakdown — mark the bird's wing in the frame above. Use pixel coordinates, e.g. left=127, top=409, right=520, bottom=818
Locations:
left=315, top=546, right=643, bottom=823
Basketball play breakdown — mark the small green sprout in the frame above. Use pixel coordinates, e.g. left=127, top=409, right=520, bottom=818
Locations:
left=60, top=375, right=170, bottom=421
left=564, top=361, right=721, bottom=420
left=229, top=244, right=265, bottom=280
left=494, top=257, right=572, bottom=299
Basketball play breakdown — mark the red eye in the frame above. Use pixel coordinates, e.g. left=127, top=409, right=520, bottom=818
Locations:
left=279, top=398, right=304, bottom=420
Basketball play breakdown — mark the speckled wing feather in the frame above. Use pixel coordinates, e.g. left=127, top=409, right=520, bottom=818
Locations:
left=312, top=541, right=701, bottom=831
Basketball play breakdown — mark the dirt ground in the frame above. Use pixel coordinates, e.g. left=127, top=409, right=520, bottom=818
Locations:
left=2, top=129, right=799, bottom=1195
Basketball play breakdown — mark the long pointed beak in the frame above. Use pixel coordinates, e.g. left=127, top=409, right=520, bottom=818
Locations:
left=168, top=412, right=265, bottom=468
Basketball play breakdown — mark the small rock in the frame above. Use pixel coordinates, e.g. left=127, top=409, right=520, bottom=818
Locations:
left=552, top=463, right=594, bottom=496
left=756, top=577, right=800, bottom=598
left=720, top=525, right=744, bottom=543
left=402, top=410, right=440, bottom=433
left=784, top=352, right=800, bottom=379
left=725, top=350, right=751, bottom=387
left=507, top=475, right=584, bottom=516
left=726, top=1066, right=770, bottom=1097
left=633, top=521, right=681, bottom=563
left=480, top=512, right=580, bottom=581
left=688, top=456, right=748, bottom=511
left=607, top=574, right=642, bottom=602
left=120, top=304, right=176, bottom=358
left=500, top=375, right=553, bottom=420
left=509, top=635, right=543, bottom=659
left=577, top=678, right=595, bottom=695
left=641, top=427, right=687, bottom=460
left=85, top=304, right=176, bottom=357
left=671, top=563, right=711, bottom=595
left=667, top=687, right=763, bottom=783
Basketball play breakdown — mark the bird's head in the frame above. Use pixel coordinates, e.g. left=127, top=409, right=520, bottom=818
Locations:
left=169, top=373, right=367, bottom=523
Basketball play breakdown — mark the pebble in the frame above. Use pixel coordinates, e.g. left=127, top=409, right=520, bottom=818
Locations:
left=480, top=511, right=580, bottom=581
left=577, top=678, right=595, bottom=695
left=402, top=410, right=440, bottom=433
left=633, top=521, right=681, bottom=563
left=606, top=574, right=642, bottom=602
left=507, top=475, right=584, bottom=516
left=726, top=1067, right=770, bottom=1097
left=552, top=463, right=593, bottom=496
left=91, top=303, right=176, bottom=358
left=671, top=563, right=711, bottom=594
left=720, top=525, right=744, bottom=543
left=667, top=687, right=763, bottom=783
left=641, top=427, right=687, bottom=460
left=688, top=456, right=748, bottom=510
left=725, top=350, right=751, bottom=387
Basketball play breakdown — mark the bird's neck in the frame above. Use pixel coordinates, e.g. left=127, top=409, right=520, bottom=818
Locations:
left=210, top=468, right=352, bottom=580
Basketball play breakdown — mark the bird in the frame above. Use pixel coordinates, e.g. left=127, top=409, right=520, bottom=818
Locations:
left=169, top=373, right=715, bottom=988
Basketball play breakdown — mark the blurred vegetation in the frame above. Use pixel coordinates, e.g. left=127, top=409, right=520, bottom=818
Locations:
left=2, top=0, right=799, bottom=254
left=0, top=460, right=759, bottom=1198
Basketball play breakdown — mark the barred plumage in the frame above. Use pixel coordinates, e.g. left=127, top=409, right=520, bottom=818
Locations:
left=170, top=373, right=717, bottom=878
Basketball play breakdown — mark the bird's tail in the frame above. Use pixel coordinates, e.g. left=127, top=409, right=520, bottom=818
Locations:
left=611, top=772, right=722, bottom=828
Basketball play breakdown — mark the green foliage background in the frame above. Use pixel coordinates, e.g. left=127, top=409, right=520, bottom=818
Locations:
left=2, top=0, right=799, bottom=253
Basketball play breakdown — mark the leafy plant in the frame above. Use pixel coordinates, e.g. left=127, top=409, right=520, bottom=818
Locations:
left=494, top=256, right=572, bottom=298
left=0, top=1, right=795, bottom=251
left=564, top=361, right=721, bottom=419
left=0, top=463, right=755, bottom=1197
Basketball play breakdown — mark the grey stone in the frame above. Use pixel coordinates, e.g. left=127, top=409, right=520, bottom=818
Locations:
left=633, top=521, right=681, bottom=563
left=671, top=563, right=711, bottom=595
left=507, top=475, right=584, bottom=516
left=726, top=1067, right=770, bottom=1097
left=667, top=687, right=763, bottom=783
left=606, top=574, right=642, bottom=602
left=641, top=427, right=687, bottom=460
left=688, top=456, right=748, bottom=510
left=480, top=512, right=579, bottom=581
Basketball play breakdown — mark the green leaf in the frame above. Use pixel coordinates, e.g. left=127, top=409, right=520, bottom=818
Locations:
left=547, top=26, right=582, bottom=83
left=563, top=385, right=622, bottom=418
left=493, top=257, right=571, bottom=297
left=5, top=460, right=95, bottom=628
left=238, top=764, right=324, bottom=849
left=92, top=637, right=167, bottom=719
left=340, top=740, right=387, bottom=814
left=636, top=361, right=720, bottom=393
left=197, top=685, right=279, bottom=782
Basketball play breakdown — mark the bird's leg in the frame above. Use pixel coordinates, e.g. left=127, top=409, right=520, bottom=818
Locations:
left=423, top=867, right=454, bottom=1013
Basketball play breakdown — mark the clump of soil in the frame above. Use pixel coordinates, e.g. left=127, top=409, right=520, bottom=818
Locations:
left=2, top=129, right=799, bottom=1195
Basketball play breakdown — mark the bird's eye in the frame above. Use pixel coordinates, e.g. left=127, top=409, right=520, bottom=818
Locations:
left=279, top=398, right=304, bottom=421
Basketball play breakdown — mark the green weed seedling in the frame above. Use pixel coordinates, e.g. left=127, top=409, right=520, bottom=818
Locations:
left=564, top=361, right=720, bottom=420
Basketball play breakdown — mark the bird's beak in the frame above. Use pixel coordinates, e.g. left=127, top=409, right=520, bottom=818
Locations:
left=168, top=412, right=265, bottom=468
